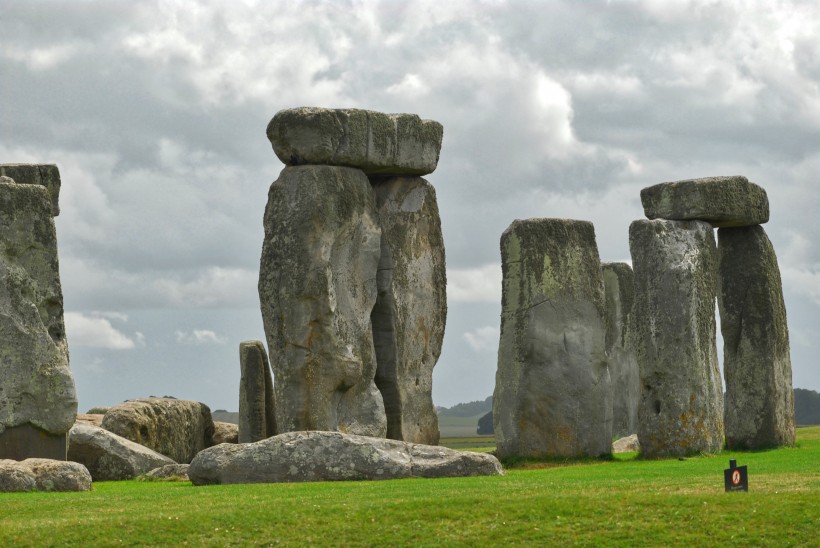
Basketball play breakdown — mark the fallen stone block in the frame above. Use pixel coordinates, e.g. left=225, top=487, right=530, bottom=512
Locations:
left=640, top=175, right=768, bottom=227
left=0, top=458, right=91, bottom=492
left=211, top=422, right=239, bottom=445
left=188, top=431, right=503, bottom=485
left=142, top=464, right=190, bottom=481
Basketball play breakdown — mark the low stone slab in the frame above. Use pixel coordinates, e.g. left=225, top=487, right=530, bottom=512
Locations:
left=0, top=458, right=91, bottom=492
left=76, top=413, right=104, bottom=427
left=640, top=176, right=768, bottom=227
left=69, top=423, right=176, bottom=481
left=267, top=107, right=443, bottom=176
left=612, top=434, right=640, bottom=454
left=143, top=464, right=189, bottom=481
left=0, top=164, right=61, bottom=215
left=188, top=431, right=503, bottom=485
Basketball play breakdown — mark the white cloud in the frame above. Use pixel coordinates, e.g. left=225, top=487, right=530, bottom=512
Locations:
left=447, top=264, right=502, bottom=303
left=64, top=312, right=138, bottom=350
left=464, top=326, right=500, bottom=353
left=175, top=329, right=227, bottom=346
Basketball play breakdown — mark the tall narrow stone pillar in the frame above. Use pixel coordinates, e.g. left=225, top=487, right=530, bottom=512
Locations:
left=239, top=340, right=276, bottom=443
left=494, top=219, right=612, bottom=459
left=718, top=226, right=795, bottom=448
left=629, top=219, right=723, bottom=457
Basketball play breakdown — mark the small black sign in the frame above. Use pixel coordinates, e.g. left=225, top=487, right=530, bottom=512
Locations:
left=724, top=459, right=748, bottom=492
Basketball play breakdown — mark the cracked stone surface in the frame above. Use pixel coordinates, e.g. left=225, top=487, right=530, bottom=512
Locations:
left=0, top=164, right=61, bottom=215
left=187, top=431, right=503, bottom=485
left=493, top=219, right=612, bottom=460
left=267, top=107, right=443, bottom=176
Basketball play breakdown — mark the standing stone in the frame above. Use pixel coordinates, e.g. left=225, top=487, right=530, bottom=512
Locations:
left=494, top=219, right=612, bottom=459
left=0, top=164, right=61, bottom=215
left=0, top=181, right=76, bottom=460
left=370, top=177, right=446, bottom=445
left=238, top=340, right=276, bottom=442
left=629, top=219, right=723, bottom=457
left=718, top=226, right=795, bottom=448
left=602, top=262, right=640, bottom=438
left=259, top=165, right=386, bottom=437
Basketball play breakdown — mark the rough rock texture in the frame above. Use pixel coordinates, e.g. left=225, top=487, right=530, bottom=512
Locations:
left=143, top=463, right=189, bottom=481
left=239, top=340, right=276, bottom=442
left=370, top=177, right=446, bottom=445
left=212, top=421, right=239, bottom=445
left=188, top=431, right=503, bottom=485
left=0, top=458, right=91, bottom=492
left=259, top=166, right=386, bottom=437
left=612, top=434, right=640, bottom=454
left=101, top=398, right=215, bottom=463
left=718, top=226, right=795, bottom=449
left=267, top=108, right=443, bottom=176
left=76, top=414, right=104, bottom=427
left=629, top=219, right=724, bottom=457
left=640, top=176, right=768, bottom=228
left=0, top=164, right=61, bottom=215
left=0, top=181, right=76, bottom=456
left=602, top=262, right=640, bottom=438
left=493, top=219, right=612, bottom=460
left=68, top=423, right=176, bottom=481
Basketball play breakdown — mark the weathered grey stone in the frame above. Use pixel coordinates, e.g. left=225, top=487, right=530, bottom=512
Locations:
left=238, top=340, right=276, bottom=442
left=68, top=422, right=175, bottom=481
left=188, top=430, right=502, bottom=485
left=0, top=164, right=61, bottom=215
left=267, top=108, right=443, bottom=176
left=0, top=182, right=76, bottom=456
left=211, top=421, right=239, bottom=445
left=718, top=226, right=795, bottom=449
left=0, top=458, right=91, bottom=492
left=602, top=262, right=640, bottom=438
left=259, top=166, right=386, bottom=437
left=612, top=434, right=640, bottom=454
left=76, top=413, right=104, bottom=427
left=100, top=398, right=215, bottom=463
left=641, top=175, right=768, bottom=228
left=370, top=177, right=446, bottom=445
left=629, top=219, right=723, bottom=457
left=493, top=219, right=612, bottom=460
left=143, top=463, right=189, bottom=481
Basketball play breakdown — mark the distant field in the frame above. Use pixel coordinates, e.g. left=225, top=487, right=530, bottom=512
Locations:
left=2, top=427, right=817, bottom=545
left=437, top=413, right=484, bottom=437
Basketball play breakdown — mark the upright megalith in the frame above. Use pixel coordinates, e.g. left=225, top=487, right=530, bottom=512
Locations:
left=718, top=226, right=795, bottom=448
left=494, top=219, right=612, bottom=459
left=0, top=164, right=61, bottom=216
left=0, top=179, right=76, bottom=461
left=629, top=219, right=723, bottom=457
left=238, top=340, right=276, bottom=443
left=640, top=175, right=768, bottom=228
left=259, top=165, right=386, bottom=437
left=370, top=177, right=446, bottom=444
left=602, top=262, right=639, bottom=438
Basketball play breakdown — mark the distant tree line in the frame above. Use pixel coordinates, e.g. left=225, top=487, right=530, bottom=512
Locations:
left=437, top=396, right=492, bottom=418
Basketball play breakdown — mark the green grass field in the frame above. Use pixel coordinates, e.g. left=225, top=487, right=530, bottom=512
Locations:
left=2, top=427, right=818, bottom=546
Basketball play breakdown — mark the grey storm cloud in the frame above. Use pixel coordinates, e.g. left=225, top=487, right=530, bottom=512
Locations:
left=1, top=0, right=818, bottom=410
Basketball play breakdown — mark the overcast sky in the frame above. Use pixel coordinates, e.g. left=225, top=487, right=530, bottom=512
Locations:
left=2, top=0, right=818, bottom=412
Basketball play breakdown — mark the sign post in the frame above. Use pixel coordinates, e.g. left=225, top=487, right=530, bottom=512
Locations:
left=724, top=459, right=748, bottom=492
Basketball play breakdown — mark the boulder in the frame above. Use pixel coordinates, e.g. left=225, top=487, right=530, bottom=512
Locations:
left=267, top=108, right=443, bottom=176
left=259, top=165, right=386, bottom=437
left=0, top=181, right=76, bottom=460
left=718, top=225, right=795, bottom=449
left=612, top=434, right=640, bottom=454
left=629, top=219, right=723, bottom=457
left=640, top=175, right=768, bottom=228
left=370, top=177, right=446, bottom=444
left=68, top=423, right=175, bottom=481
left=0, top=164, right=61, bottom=215
left=238, top=340, right=276, bottom=442
left=0, top=458, right=91, bottom=492
left=76, top=414, right=104, bottom=427
left=188, top=431, right=503, bottom=485
left=493, top=219, right=612, bottom=460
left=602, top=262, right=640, bottom=438
left=100, top=398, right=215, bottom=463
left=143, top=464, right=189, bottom=481
left=212, top=421, right=239, bottom=445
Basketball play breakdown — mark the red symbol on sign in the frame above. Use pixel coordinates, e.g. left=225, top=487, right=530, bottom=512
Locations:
left=731, top=470, right=741, bottom=486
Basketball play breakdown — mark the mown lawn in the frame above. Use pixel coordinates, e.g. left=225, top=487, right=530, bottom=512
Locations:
left=1, top=427, right=818, bottom=546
